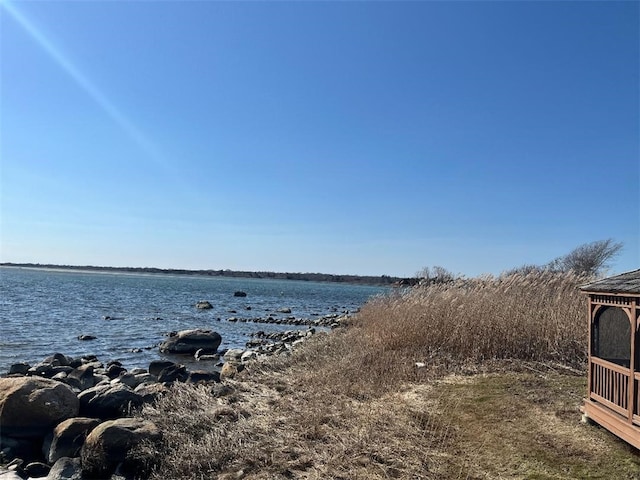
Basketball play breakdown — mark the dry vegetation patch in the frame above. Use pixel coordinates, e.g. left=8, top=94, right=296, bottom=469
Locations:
left=138, top=272, right=640, bottom=479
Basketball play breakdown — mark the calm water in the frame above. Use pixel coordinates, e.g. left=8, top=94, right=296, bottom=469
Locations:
left=0, top=267, right=387, bottom=373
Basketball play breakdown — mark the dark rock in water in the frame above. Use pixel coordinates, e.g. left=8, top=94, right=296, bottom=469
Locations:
left=78, top=384, right=144, bottom=419
left=0, top=377, right=79, bottom=438
left=43, top=417, right=100, bottom=464
left=195, top=300, right=213, bottom=309
left=24, top=462, right=50, bottom=478
left=81, top=418, right=161, bottom=479
left=77, top=335, right=97, bottom=341
left=158, top=329, right=222, bottom=355
left=7, top=363, right=30, bottom=375
left=46, top=457, right=83, bottom=480
left=234, top=291, right=247, bottom=297
left=43, top=353, right=71, bottom=367
left=157, top=364, right=188, bottom=383
left=187, top=370, right=220, bottom=384
left=148, top=360, right=176, bottom=377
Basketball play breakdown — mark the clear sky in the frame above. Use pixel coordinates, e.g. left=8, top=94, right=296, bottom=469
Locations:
left=1, top=1, right=638, bottom=277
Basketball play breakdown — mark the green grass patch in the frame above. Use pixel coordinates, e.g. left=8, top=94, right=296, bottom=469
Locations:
left=435, top=372, right=640, bottom=479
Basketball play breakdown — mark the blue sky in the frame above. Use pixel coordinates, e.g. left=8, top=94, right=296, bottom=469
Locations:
left=1, top=1, right=638, bottom=277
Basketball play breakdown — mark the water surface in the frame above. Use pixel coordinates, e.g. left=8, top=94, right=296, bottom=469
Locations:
left=0, top=267, right=386, bottom=373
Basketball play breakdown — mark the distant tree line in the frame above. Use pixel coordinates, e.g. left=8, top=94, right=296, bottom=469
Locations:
left=0, top=263, right=406, bottom=287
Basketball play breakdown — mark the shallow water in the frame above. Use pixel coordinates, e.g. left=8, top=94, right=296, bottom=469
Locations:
left=0, top=267, right=387, bottom=373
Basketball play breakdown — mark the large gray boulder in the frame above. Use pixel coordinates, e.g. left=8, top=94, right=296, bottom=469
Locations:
left=81, top=418, right=161, bottom=478
left=78, top=383, right=144, bottom=419
left=43, top=417, right=100, bottom=464
left=0, top=377, right=79, bottom=438
left=159, top=329, right=221, bottom=355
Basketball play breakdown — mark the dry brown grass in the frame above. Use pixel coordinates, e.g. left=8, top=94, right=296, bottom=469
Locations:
left=137, top=271, right=640, bottom=479
left=355, top=270, right=589, bottom=370
left=140, top=367, right=459, bottom=479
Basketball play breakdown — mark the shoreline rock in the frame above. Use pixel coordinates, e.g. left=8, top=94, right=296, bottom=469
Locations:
left=0, top=318, right=340, bottom=477
left=159, top=329, right=221, bottom=355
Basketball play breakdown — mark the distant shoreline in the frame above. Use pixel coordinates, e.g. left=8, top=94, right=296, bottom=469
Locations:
left=0, top=262, right=405, bottom=287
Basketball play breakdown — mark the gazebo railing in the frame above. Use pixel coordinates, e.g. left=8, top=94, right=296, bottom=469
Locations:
left=634, top=372, right=640, bottom=426
left=590, top=357, right=630, bottom=417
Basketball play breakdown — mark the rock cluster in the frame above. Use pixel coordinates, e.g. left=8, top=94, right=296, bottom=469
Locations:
left=0, top=322, right=329, bottom=479
left=0, top=351, right=221, bottom=480
left=244, top=329, right=317, bottom=356
left=223, top=312, right=350, bottom=329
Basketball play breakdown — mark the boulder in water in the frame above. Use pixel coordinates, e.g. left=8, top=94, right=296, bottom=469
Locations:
left=158, top=329, right=221, bottom=355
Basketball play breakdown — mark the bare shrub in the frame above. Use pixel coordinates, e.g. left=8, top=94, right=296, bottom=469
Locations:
left=547, top=239, right=623, bottom=277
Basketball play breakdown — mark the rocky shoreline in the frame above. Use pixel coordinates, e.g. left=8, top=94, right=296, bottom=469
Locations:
left=0, top=313, right=351, bottom=480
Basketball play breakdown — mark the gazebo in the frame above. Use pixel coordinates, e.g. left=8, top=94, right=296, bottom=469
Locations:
left=581, top=269, right=640, bottom=448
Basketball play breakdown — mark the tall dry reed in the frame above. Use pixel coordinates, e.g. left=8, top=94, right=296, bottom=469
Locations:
left=355, top=270, right=589, bottom=370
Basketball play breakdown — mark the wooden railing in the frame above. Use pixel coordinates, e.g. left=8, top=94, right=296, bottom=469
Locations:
left=590, top=357, right=630, bottom=417
left=634, top=373, right=640, bottom=426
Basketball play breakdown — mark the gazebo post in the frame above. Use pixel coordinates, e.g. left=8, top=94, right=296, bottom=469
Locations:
left=587, top=297, right=593, bottom=405
left=628, top=304, right=636, bottom=424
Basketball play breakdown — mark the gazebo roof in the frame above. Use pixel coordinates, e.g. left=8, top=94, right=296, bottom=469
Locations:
left=581, top=269, right=640, bottom=294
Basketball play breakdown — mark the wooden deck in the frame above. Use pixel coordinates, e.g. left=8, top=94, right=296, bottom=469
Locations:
left=583, top=399, right=640, bottom=450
